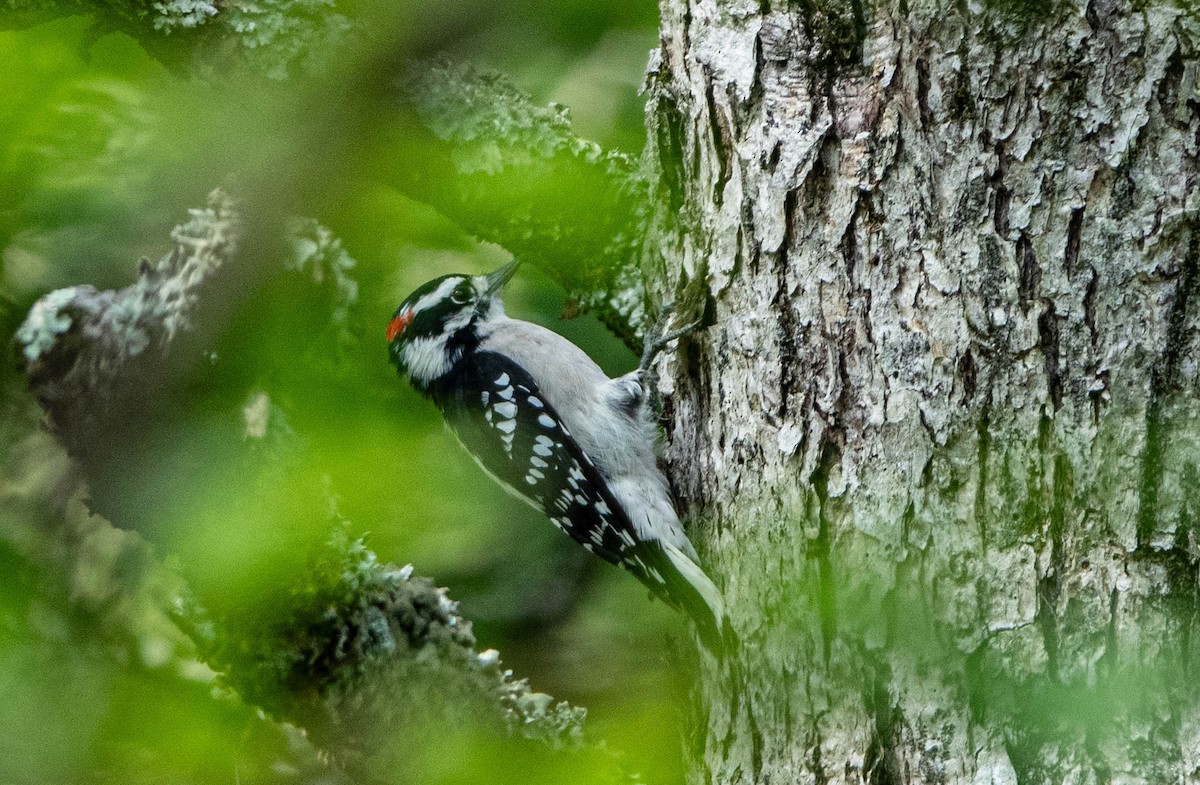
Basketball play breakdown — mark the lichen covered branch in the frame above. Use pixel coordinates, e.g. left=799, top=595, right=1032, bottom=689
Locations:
left=397, top=59, right=652, bottom=346
left=0, top=0, right=355, bottom=79
left=195, top=522, right=585, bottom=771
left=3, top=0, right=658, bottom=342
left=13, top=191, right=590, bottom=771
left=17, top=190, right=241, bottom=466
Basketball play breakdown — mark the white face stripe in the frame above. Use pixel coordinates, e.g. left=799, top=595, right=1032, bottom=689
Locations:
left=396, top=274, right=510, bottom=385
left=409, top=277, right=464, bottom=316
left=411, top=275, right=500, bottom=315
left=471, top=275, right=507, bottom=320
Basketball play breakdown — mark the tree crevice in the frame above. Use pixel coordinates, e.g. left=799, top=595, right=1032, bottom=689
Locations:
left=1137, top=229, right=1200, bottom=549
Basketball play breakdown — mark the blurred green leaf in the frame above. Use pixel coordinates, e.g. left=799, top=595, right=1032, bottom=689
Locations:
left=0, top=0, right=684, bottom=781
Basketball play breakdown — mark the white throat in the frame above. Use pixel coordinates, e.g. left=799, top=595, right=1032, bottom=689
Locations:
left=402, top=333, right=461, bottom=385
left=398, top=281, right=508, bottom=386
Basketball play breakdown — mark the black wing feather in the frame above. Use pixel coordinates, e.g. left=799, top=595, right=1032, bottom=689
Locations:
left=431, top=352, right=669, bottom=589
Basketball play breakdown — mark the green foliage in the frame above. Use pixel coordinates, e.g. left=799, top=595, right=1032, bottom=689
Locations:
left=0, top=1, right=682, bottom=783
left=0, top=18, right=170, bottom=279
left=197, top=521, right=589, bottom=759
left=397, top=58, right=651, bottom=345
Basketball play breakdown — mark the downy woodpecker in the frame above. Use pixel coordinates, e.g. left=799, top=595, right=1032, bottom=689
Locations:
left=387, top=261, right=729, bottom=651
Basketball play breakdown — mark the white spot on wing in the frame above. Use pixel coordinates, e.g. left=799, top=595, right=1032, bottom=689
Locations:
left=533, top=443, right=552, bottom=457
left=495, top=419, right=516, bottom=434
left=527, top=396, right=544, bottom=409
left=493, top=401, right=517, bottom=418
left=537, top=413, right=556, bottom=429
left=497, top=386, right=515, bottom=401
left=494, top=373, right=510, bottom=387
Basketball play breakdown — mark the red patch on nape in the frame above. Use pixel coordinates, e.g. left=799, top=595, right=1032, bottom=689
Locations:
left=386, top=311, right=413, bottom=342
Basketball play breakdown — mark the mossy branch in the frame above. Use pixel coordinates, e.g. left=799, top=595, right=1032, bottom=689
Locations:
left=16, top=190, right=243, bottom=472
left=13, top=191, right=591, bottom=775
left=0, top=0, right=354, bottom=79
left=191, top=522, right=586, bottom=775
left=395, top=59, right=651, bottom=347
left=1, top=0, right=656, bottom=343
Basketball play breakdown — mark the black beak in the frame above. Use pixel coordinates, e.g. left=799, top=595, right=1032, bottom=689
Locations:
left=485, top=260, right=520, bottom=295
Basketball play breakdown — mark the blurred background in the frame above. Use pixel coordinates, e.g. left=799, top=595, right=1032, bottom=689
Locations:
left=0, top=1, right=696, bottom=782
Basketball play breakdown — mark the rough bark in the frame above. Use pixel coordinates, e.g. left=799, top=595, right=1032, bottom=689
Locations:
left=644, top=0, right=1200, bottom=782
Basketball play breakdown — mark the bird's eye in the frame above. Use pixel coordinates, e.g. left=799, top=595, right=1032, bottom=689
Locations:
left=450, top=282, right=474, bottom=305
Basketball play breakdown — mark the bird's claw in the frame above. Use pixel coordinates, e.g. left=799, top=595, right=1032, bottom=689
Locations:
left=638, top=303, right=701, bottom=375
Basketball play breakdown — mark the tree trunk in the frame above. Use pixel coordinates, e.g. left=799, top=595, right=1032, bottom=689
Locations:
left=644, top=0, right=1200, bottom=782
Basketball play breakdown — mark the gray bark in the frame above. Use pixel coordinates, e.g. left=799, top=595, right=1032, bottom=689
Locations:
left=643, top=0, right=1200, bottom=782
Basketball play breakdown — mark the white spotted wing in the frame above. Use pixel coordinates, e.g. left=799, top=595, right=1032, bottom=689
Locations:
left=433, top=351, right=661, bottom=580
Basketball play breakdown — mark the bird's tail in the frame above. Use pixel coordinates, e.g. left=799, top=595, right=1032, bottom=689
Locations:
left=657, top=541, right=739, bottom=658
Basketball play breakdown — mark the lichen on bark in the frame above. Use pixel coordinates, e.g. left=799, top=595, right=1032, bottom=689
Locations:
left=645, top=0, right=1200, bottom=781
left=194, top=520, right=587, bottom=772
left=1, top=0, right=355, bottom=78
left=15, top=189, right=241, bottom=469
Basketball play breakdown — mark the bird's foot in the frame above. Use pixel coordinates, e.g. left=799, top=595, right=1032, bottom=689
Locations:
left=638, top=303, right=702, bottom=376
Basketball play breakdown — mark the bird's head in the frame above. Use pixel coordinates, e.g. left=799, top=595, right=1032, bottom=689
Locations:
left=387, top=260, right=519, bottom=386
